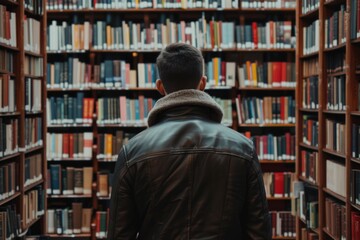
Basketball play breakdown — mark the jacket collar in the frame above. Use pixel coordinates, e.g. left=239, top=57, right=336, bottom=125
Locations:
left=147, top=89, right=223, bottom=127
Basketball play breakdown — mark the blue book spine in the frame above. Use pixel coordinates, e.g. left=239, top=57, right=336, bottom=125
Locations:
left=68, top=58, right=73, bottom=86
left=50, top=165, right=61, bottom=194
left=135, top=100, right=140, bottom=121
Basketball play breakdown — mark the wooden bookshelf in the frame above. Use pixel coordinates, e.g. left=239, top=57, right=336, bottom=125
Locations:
left=296, top=0, right=356, bottom=239
left=0, top=0, right=47, bottom=237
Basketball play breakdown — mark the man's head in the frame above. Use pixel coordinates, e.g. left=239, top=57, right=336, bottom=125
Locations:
left=156, top=43, right=207, bottom=95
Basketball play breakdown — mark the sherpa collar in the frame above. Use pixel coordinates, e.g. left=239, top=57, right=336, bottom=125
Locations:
left=147, top=89, right=223, bottom=127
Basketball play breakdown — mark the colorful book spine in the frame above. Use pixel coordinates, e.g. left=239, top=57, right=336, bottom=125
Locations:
left=24, top=154, right=43, bottom=187
left=327, top=75, right=346, bottom=111
left=301, top=0, right=319, bottom=14
left=24, top=17, right=41, bottom=54
left=0, top=118, right=18, bottom=158
left=263, top=172, right=295, bottom=198
left=97, top=131, right=135, bottom=161
left=23, top=186, right=45, bottom=225
left=303, top=20, right=319, bottom=55
left=0, top=162, right=18, bottom=201
left=242, top=0, right=296, bottom=9
left=0, top=5, right=17, bottom=48
left=325, top=119, right=345, bottom=154
left=300, top=150, right=318, bottom=184
left=0, top=49, right=14, bottom=73
left=325, top=5, right=346, bottom=49
left=269, top=211, right=296, bottom=237
left=325, top=198, right=346, bottom=239
left=302, top=116, right=318, bottom=147
left=0, top=74, right=16, bottom=113
left=302, top=76, right=318, bottom=109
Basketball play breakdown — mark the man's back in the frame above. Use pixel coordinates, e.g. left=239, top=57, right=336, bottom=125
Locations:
left=108, top=90, right=271, bottom=240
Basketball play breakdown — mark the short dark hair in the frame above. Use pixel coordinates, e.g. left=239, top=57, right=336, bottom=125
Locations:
left=156, top=43, right=204, bottom=93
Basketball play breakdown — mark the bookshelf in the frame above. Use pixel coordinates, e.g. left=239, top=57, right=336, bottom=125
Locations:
left=0, top=0, right=47, bottom=237
left=295, top=0, right=360, bottom=239
left=44, top=0, right=297, bottom=239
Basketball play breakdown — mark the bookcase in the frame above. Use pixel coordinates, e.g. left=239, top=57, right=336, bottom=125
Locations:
left=0, top=0, right=47, bottom=238
left=295, top=0, right=360, bottom=239
left=44, top=0, right=297, bottom=239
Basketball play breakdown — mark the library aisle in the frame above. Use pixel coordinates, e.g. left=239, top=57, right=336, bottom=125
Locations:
left=0, top=0, right=359, bottom=239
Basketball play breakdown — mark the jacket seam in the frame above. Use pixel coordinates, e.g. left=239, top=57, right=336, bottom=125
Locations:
left=126, top=148, right=253, bottom=167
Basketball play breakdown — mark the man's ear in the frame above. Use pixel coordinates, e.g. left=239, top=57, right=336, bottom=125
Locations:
left=156, top=79, right=166, bottom=95
left=198, top=76, right=207, bottom=91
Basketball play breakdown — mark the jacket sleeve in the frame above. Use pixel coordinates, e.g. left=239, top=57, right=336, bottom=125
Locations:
left=243, top=147, right=272, bottom=239
left=108, top=148, right=139, bottom=240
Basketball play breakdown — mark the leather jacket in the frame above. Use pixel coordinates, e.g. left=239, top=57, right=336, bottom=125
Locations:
left=108, top=90, right=271, bottom=240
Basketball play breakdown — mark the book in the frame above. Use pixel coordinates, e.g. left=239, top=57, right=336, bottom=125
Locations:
left=300, top=150, right=318, bottom=184
left=303, top=58, right=319, bottom=77
left=0, top=74, right=16, bottom=113
left=302, top=76, right=318, bottom=110
left=25, top=78, right=42, bottom=113
left=0, top=162, right=18, bottom=201
left=23, top=186, right=45, bottom=226
left=25, top=0, right=44, bottom=15
left=97, top=131, right=135, bottom=161
left=352, top=124, right=360, bottom=159
left=237, top=61, right=296, bottom=88
left=326, top=160, right=346, bottom=197
left=325, top=198, right=346, bottom=240
left=269, top=211, right=296, bottom=237
left=327, top=75, right=346, bottom=111
left=0, top=118, right=19, bottom=158
left=24, top=154, right=42, bottom=187
left=95, top=210, right=109, bottom=238
left=325, top=4, right=346, bottom=49
left=0, top=5, right=17, bottom=48
left=351, top=169, right=360, bottom=205
left=303, top=20, right=320, bottom=55
left=236, top=95, right=295, bottom=124
left=301, top=0, right=319, bottom=14
left=326, top=51, right=345, bottom=74
left=350, top=0, right=360, bottom=39
left=212, top=97, right=232, bottom=125
left=352, top=212, right=360, bottom=240
left=263, top=172, right=295, bottom=198
left=205, top=58, right=236, bottom=87
left=24, top=55, right=43, bottom=77
left=97, top=172, right=112, bottom=198
left=0, top=205, right=21, bottom=239
left=0, top=49, right=13, bottom=73
left=24, top=16, right=41, bottom=54
left=325, top=119, right=345, bottom=154
left=25, top=117, right=43, bottom=150
left=47, top=0, right=92, bottom=10
left=302, top=115, right=318, bottom=147
left=241, top=0, right=296, bottom=9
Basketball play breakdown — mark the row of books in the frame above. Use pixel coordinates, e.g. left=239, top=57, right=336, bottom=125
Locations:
left=0, top=49, right=13, bottom=73
left=23, top=186, right=45, bottom=226
left=327, top=75, right=346, bottom=111
left=263, top=172, right=294, bottom=198
left=24, top=154, right=43, bottom=188
left=325, top=198, right=346, bottom=240
left=25, top=0, right=44, bottom=15
left=96, top=96, right=155, bottom=125
left=352, top=212, right=360, bottom=240
left=302, top=116, right=318, bottom=147
left=0, top=118, right=18, bottom=158
left=95, top=210, right=108, bottom=238
left=350, top=0, right=360, bottom=39
left=25, top=56, right=43, bottom=77
left=205, top=59, right=236, bottom=87
left=97, top=172, right=113, bottom=197
left=0, top=5, right=16, bottom=48
left=25, top=78, right=42, bottom=113
left=242, top=0, right=295, bottom=9
left=298, top=185, right=318, bottom=229
left=46, top=94, right=94, bottom=125
left=300, top=150, right=318, bottom=184
left=352, top=124, right=360, bottom=159
left=0, top=162, right=17, bottom=201
left=325, top=5, right=346, bottom=49
left=236, top=96, right=295, bottom=124
left=24, top=17, right=41, bottom=54
left=47, top=0, right=239, bottom=10
left=97, top=131, right=134, bottom=161
left=0, top=205, right=21, bottom=239
left=46, top=132, right=94, bottom=160
left=0, top=74, right=15, bottom=113
left=301, top=0, right=319, bottom=15
left=325, top=119, right=345, bottom=154
left=326, top=159, right=346, bottom=197
left=47, top=18, right=295, bottom=51
left=303, top=58, right=318, bottom=77
left=302, top=77, right=318, bottom=110
left=47, top=204, right=92, bottom=235
left=47, top=165, right=93, bottom=195
left=351, top=169, right=360, bottom=205
left=238, top=61, right=296, bottom=88
left=25, top=117, right=43, bottom=150
left=327, top=51, right=345, bottom=74
left=270, top=211, right=295, bottom=237
left=213, top=98, right=232, bottom=125
left=303, top=20, right=319, bottom=55
left=249, top=133, right=295, bottom=161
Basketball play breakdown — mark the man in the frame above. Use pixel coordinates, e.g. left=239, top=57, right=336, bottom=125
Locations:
left=108, top=43, right=271, bottom=239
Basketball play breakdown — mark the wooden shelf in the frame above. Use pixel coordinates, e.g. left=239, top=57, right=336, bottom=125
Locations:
left=352, top=38, right=360, bottom=44
left=24, top=179, right=44, bottom=192
left=47, top=88, right=92, bottom=92
left=47, top=233, right=91, bottom=238
left=322, top=110, right=346, bottom=115
left=47, top=194, right=92, bottom=198
left=97, top=196, right=111, bottom=200
left=323, top=43, right=346, bottom=52
left=351, top=158, right=360, bottom=165
left=0, top=192, right=21, bottom=206
left=97, top=159, right=117, bottom=163
left=299, top=143, right=319, bottom=151
left=326, top=71, right=346, bottom=77
left=25, top=145, right=43, bottom=155
left=267, top=197, right=291, bottom=200
left=0, top=70, right=15, bottom=76
left=302, top=74, right=319, bottom=79
left=1, top=0, right=19, bottom=7
left=25, top=111, right=43, bottom=116
left=272, top=237, right=296, bottom=240
left=0, top=152, right=21, bottom=162
left=356, top=70, right=360, bottom=75
left=300, top=51, right=319, bottom=59
left=298, top=176, right=318, bottom=187
left=323, top=188, right=346, bottom=203
left=322, top=227, right=337, bottom=240
left=47, top=158, right=92, bottom=162
left=97, top=124, right=147, bottom=128
left=238, top=123, right=295, bottom=127
left=351, top=203, right=360, bottom=212
left=300, top=8, right=319, bottom=19
left=259, top=160, right=295, bottom=164
left=299, top=108, right=319, bottom=113
left=25, top=50, right=43, bottom=58
left=324, top=0, right=346, bottom=7
left=0, top=111, right=21, bottom=117
left=24, top=8, right=43, bottom=19
left=351, top=111, right=360, bottom=117
left=0, top=42, right=19, bottom=52
left=322, top=148, right=346, bottom=159
left=47, top=124, right=93, bottom=128
left=238, top=87, right=295, bottom=91
left=24, top=74, right=43, bottom=79
left=24, top=216, right=43, bottom=230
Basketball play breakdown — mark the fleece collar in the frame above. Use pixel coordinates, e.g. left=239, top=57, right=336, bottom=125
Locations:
left=147, top=89, right=223, bottom=127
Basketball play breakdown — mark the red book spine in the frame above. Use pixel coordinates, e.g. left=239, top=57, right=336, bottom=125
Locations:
left=96, top=212, right=101, bottom=234
left=69, top=133, right=74, bottom=158
left=270, top=21, right=274, bottom=48
left=88, top=98, right=94, bottom=122
left=210, top=20, right=215, bottom=49
left=274, top=172, right=284, bottom=197
left=252, top=22, right=258, bottom=49
left=221, top=61, right=226, bottom=86
left=83, top=98, right=89, bottom=121
left=301, top=151, right=306, bottom=176
left=281, top=62, right=287, bottom=85
left=63, top=133, right=69, bottom=158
